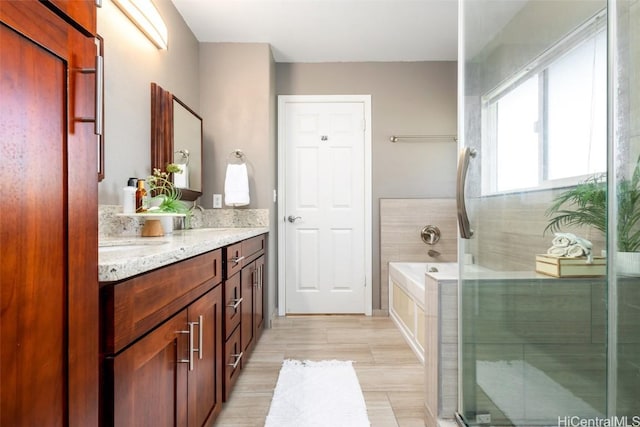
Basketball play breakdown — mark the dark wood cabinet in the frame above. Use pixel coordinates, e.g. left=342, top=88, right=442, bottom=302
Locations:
left=1, top=1, right=98, bottom=426
left=241, top=235, right=266, bottom=356
left=110, top=310, right=189, bottom=427
left=188, top=287, right=224, bottom=427
left=101, top=234, right=267, bottom=423
left=255, top=255, right=266, bottom=337
left=222, top=234, right=267, bottom=401
left=101, top=250, right=224, bottom=427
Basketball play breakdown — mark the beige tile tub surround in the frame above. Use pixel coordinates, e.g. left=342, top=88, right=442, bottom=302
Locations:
left=214, top=315, right=425, bottom=427
left=380, top=198, right=457, bottom=312
left=424, top=275, right=458, bottom=427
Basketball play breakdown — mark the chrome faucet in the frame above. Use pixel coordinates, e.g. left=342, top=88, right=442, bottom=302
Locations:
left=428, top=249, right=441, bottom=257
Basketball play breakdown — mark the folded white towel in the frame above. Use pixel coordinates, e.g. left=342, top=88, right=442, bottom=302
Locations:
left=547, top=246, right=568, bottom=256
left=224, top=163, right=250, bottom=207
left=566, top=244, right=588, bottom=258
left=552, top=232, right=577, bottom=248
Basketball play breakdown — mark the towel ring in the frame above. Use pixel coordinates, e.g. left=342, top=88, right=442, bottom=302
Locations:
left=227, top=149, right=246, bottom=164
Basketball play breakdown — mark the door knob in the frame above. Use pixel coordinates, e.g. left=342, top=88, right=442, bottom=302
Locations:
left=287, top=215, right=302, bottom=223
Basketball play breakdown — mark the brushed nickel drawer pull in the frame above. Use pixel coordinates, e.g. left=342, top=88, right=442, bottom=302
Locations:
left=226, top=297, right=243, bottom=310
left=231, top=256, right=245, bottom=264
left=197, top=315, right=203, bottom=360
left=228, top=352, right=243, bottom=369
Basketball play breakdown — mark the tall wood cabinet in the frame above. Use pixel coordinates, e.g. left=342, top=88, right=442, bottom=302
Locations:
left=0, top=1, right=99, bottom=426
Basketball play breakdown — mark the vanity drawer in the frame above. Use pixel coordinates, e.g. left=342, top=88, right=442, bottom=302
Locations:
left=241, top=234, right=265, bottom=265
left=223, top=325, right=243, bottom=402
left=103, top=249, right=221, bottom=354
left=224, top=273, right=242, bottom=340
left=224, top=242, right=243, bottom=279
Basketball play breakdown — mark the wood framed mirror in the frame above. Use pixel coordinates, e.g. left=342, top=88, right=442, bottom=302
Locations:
left=150, top=82, right=203, bottom=202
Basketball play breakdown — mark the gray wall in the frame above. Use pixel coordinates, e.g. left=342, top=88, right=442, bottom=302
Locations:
left=97, top=0, right=200, bottom=204
left=199, top=43, right=275, bottom=209
left=277, top=62, right=458, bottom=311
left=199, top=43, right=278, bottom=323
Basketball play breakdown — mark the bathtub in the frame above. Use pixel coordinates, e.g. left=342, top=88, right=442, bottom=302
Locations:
left=388, top=262, right=458, bottom=364
left=389, top=261, right=461, bottom=424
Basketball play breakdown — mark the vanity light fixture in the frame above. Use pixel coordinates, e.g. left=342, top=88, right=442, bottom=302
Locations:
left=112, top=0, right=168, bottom=49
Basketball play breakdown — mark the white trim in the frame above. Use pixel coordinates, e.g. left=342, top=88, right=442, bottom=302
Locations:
left=277, top=95, right=373, bottom=316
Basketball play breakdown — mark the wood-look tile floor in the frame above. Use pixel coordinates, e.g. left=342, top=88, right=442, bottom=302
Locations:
left=214, top=315, right=426, bottom=427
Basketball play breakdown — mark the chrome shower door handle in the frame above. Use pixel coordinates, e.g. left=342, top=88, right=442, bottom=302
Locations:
left=457, top=147, right=476, bottom=239
left=287, top=215, right=302, bottom=223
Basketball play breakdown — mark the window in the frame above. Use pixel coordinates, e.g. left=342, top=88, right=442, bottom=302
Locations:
left=481, top=13, right=607, bottom=195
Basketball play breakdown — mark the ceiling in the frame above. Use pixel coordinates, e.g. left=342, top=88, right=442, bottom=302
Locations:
left=170, top=0, right=459, bottom=63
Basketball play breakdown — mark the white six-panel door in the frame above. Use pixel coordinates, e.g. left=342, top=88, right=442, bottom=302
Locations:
left=278, top=96, right=371, bottom=314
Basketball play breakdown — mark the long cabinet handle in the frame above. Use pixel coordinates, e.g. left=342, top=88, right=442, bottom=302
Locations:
left=231, top=256, right=245, bottom=265
left=197, top=315, right=203, bottom=360
left=228, top=352, right=243, bottom=369
left=226, top=297, right=243, bottom=310
left=94, top=54, right=103, bottom=136
left=456, top=147, right=476, bottom=239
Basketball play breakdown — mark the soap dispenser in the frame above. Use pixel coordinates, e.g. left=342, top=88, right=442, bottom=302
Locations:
left=122, top=178, right=137, bottom=214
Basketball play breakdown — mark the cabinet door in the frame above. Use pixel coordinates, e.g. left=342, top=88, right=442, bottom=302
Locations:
left=1, top=3, right=98, bottom=426
left=255, top=256, right=265, bottom=337
left=112, top=311, right=188, bottom=427
left=42, top=0, right=96, bottom=34
left=188, top=285, right=223, bottom=427
left=241, top=262, right=256, bottom=353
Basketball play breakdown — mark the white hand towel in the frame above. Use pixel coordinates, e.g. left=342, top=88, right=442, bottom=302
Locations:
left=173, top=164, right=189, bottom=189
left=224, top=163, right=250, bottom=206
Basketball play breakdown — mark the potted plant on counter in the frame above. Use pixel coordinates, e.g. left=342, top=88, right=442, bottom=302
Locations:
left=545, top=156, right=640, bottom=274
left=147, top=164, right=190, bottom=214
left=146, top=164, right=191, bottom=233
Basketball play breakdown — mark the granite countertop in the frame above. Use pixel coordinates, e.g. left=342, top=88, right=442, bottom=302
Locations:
left=99, top=227, right=269, bottom=283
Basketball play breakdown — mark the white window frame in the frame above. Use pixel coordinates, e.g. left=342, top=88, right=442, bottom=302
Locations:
left=481, top=9, right=607, bottom=196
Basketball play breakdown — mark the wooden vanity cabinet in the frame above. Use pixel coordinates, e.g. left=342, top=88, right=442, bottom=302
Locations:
left=1, top=2, right=99, bottom=426
left=222, top=234, right=267, bottom=401
left=101, top=250, right=224, bottom=427
left=241, top=235, right=267, bottom=356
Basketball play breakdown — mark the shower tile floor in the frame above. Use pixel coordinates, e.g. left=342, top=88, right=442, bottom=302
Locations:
left=213, top=315, right=426, bottom=427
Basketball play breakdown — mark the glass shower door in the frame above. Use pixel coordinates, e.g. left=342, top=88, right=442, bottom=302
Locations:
left=458, top=1, right=610, bottom=425
left=611, top=0, right=640, bottom=418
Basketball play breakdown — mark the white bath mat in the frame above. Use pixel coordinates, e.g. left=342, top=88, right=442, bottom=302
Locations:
left=265, top=359, right=370, bottom=427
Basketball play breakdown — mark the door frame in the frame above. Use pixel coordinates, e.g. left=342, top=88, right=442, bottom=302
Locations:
left=277, top=95, right=372, bottom=316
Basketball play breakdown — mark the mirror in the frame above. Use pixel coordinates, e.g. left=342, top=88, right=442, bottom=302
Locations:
left=150, top=82, right=203, bottom=201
